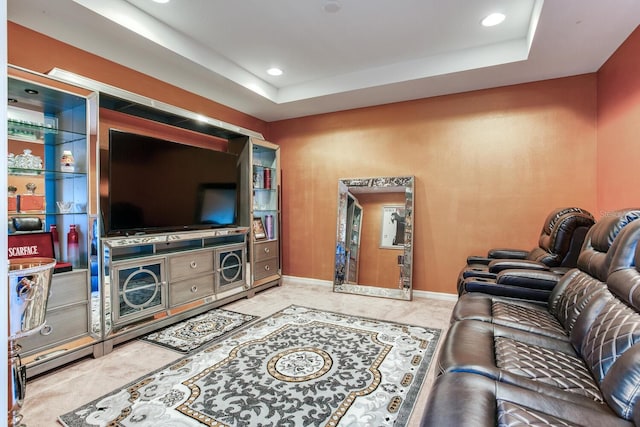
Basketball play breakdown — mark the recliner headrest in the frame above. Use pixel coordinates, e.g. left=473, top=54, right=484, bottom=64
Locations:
left=577, top=209, right=640, bottom=281
left=606, top=220, right=640, bottom=310
left=537, top=207, right=595, bottom=265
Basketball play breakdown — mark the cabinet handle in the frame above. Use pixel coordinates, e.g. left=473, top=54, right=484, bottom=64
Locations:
left=264, top=265, right=270, bottom=271
left=190, top=285, right=198, bottom=293
left=190, top=261, right=197, bottom=269
left=264, top=247, right=270, bottom=254
left=40, top=324, right=53, bottom=336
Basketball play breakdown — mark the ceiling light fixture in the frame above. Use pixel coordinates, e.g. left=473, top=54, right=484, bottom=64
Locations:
left=323, top=0, right=341, bottom=13
left=267, top=68, right=283, bottom=76
left=152, top=0, right=171, bottom=4
left=481, top=12, right=506, bottom=27
left=24, top=88, right=39, bottom=95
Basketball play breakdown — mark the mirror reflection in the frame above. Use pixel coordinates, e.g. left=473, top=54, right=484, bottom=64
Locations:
left=334, top=176, right=414, bottom=300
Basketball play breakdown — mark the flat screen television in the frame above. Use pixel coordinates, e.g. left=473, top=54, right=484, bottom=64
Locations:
left=104, top=129, right=239, bottom=236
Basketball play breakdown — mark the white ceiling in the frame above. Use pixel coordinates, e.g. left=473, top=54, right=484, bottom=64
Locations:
left=7, top=0, right=640, bottom=122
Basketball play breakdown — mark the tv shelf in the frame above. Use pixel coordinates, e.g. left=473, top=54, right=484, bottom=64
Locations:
left=105, top=228, right=246, bottom=261
left=101, top=227, right=250, bottom=353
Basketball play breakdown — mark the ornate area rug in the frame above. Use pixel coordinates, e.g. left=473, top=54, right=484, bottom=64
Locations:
left=141, top=309, right=259, bottom=353
left=59, top=305, right=441, bottom=427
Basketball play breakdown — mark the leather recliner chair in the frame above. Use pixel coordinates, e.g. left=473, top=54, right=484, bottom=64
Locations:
left=457, top=207, right=595, bottom=297
left=459, top=209, right=640, bottom=302
left=451, top=208, right=640, bottom=338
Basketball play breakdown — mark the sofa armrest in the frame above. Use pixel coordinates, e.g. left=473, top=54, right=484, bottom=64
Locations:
left=496, top=269, right=561, bottom=291
left=462, top=269, right=497, bottom=280
left=420, top=373, right=497, bottom=427
left=487, top=248, right=529, bottom=259
left=488, top=259, right=550, bottom=273
left=466, top=255, right=492, bottom=265
left=462, top=278, right=552, bottom=302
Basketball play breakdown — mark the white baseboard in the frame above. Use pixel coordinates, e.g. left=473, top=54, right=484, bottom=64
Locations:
left=411, top=289, right=458, bottom=301
left=282, top=275, right=333, bottom=288
left=282, top=275, right=458, bottom=301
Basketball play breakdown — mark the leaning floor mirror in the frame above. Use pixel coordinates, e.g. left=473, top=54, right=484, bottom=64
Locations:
left=334, top=176, right=414, bottom=300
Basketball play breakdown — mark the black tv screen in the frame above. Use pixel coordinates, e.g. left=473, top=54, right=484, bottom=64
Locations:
left=105, top=129, right=239, bottom=235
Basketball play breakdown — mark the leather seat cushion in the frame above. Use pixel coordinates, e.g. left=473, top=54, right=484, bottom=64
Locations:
left=452, top=269, right=606, bottom=341
left=491, top=301, right=566, bottom=339
left=420, top=372, right=634, bottom=427
left=495, top=336, right=602, bottom=401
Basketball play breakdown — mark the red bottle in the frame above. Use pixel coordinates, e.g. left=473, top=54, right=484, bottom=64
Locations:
left=67, top=224, right=79, bottom=268
left=50, top=224, right=60, bottom=261
left=263, top=168, right=272, bottom=189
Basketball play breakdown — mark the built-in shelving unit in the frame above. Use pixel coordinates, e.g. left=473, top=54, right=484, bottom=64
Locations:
left=8, top=66, right=283, bottom=370
left=229, top=138, right=282, bottom=293
left=7, top=66, right=101, bottom=377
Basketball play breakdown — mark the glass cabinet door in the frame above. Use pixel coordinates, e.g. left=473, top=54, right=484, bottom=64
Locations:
left=215, top=244, right=246, bottom=292
left=251, top=144, right=278, bottom=241
left=8, top=76, right=91, bottom=269
left=112, top=258, right=167, bottom=325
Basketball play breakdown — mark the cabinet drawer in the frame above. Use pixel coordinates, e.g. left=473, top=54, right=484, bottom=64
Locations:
left=169, top=274, right=215, bottom=307
left=254, top=258, right=279, bottom=281
left=20, top=304, right=89, bottom=354
left=254, top=240, right=278, bottom=262
left=49, top=270, right=89, bottom=309
left=169, top=250, right=214, bottom=281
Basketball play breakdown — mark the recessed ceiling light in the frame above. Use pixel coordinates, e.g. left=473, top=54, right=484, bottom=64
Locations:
left=8, top=98, right=18, bottom=103
left=267, top=68, right=283, bottom=76
left=152, top=0, right=170, bottom=3
left=481, top=12, right=506, bottom=27
left=323, top=0, right=341, bottom=13
left=24, top=88, right=39, bottom=95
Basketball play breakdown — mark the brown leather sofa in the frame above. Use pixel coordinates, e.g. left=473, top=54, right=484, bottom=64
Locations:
left=422, top=210, right=640, bottom=426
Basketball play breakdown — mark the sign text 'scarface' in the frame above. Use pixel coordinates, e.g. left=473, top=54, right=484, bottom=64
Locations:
left=8, top=245, right=40, bottom=257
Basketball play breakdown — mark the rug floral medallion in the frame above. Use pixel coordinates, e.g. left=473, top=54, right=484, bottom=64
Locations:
left=59, top=305, right=441, bottom=427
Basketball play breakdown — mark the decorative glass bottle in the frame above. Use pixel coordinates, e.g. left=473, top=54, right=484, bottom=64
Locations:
left=67, top=224, right=79, bottom=268
left=265, top=214, right=274, bottom=240
left=50, top=224, right=61, bottom=261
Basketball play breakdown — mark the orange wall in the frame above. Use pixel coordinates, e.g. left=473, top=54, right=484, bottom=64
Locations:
left=597, top=25, right=640, bottom=213
left=268, top=76, right=598, bottom=294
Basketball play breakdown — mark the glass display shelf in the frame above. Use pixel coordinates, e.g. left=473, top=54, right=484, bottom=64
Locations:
left=9, top=210, right=87, bottom=217
left=8, top=168, right=87, bottom=178
left=8, top=122, right=86, bottom=145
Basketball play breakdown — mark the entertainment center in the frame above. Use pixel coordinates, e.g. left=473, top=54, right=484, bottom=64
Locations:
left=101, top=227, right=249, bottom=353
left=7, top=66, right=282, bottom=377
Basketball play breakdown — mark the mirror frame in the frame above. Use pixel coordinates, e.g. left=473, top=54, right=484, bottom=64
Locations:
left=333, top=176, right=414, bottom=300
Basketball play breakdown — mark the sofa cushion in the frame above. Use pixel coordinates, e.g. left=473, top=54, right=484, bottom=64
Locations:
left=495, top=336, right=602, bottom=401
left=491, top=300, right=565, bottom=338
left=452, top=269, right=606, bottom=342
left=420, top=372, right=634, bottom=427
left=498, top=400, right=583, bottom=426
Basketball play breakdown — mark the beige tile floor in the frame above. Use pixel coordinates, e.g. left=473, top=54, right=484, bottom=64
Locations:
left=21, top=280, right=456, bottom=426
